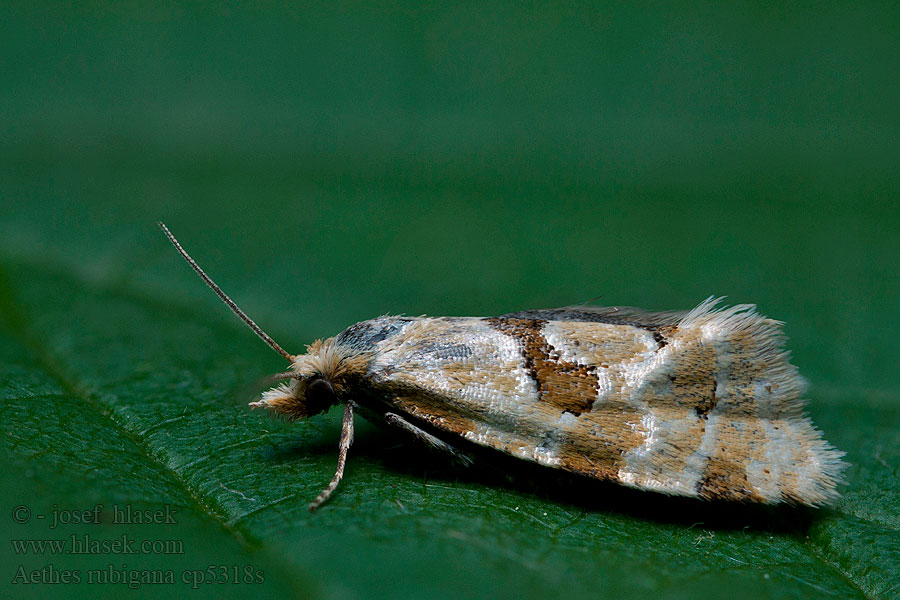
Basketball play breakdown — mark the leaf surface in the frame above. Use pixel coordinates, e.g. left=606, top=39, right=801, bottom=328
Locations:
left=2, top=3, right=899, bottom=599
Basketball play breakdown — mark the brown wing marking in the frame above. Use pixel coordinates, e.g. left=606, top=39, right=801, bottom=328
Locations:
left=484, top=317, right=651, bottom=480
left=484, top=318, right=598, bottom=416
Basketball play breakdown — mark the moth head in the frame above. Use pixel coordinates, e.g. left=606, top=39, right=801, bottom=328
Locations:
left=158, top=222, right=359, bottom=420
left=250, top=339, right=365, bottom=420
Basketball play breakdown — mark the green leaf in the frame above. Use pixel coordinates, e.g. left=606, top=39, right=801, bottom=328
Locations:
left=2, top=3, right=899, bottom=599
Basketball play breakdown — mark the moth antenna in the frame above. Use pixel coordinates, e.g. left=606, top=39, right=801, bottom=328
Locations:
left=309, top=402, right=355, bottom=511
left=158, top=222, right=295, bottom=362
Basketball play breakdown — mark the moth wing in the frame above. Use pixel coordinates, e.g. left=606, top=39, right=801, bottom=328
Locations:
left=368, top=305, right=844, bottom=506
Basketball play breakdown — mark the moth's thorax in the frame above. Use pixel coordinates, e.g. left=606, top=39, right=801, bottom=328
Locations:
left=333, top=315, right=416, bottom=351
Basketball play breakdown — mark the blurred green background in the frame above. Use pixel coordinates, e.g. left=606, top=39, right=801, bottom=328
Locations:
left=2, top=3, right=898, bottom=599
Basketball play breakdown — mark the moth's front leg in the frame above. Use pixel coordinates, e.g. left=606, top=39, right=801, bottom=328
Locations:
left=384, top=412, right=473, bottom=466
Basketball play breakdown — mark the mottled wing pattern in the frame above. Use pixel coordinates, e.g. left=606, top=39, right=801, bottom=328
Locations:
left=365, top=300, right=845, bottom=506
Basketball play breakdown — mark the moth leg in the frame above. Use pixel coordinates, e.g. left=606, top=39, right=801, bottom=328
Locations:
left=308, top=402, right=355, bottom=511
left=384, top=412, right=472, bottom=466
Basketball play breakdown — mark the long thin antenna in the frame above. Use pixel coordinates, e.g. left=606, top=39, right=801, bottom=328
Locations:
left=158, top=222, right=295, bottom=362
left=309, top=402, right=354, bottom=511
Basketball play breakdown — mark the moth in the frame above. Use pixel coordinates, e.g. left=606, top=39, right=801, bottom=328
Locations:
left=160, top=223, right=846, bottom=511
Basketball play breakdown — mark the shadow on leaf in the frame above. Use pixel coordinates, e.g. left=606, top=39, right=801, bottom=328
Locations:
left=345, top=420, right=831, bottom=535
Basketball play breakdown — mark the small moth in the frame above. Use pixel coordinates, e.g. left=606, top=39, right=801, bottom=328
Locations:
left=160, top=223, right=846, bottom=511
